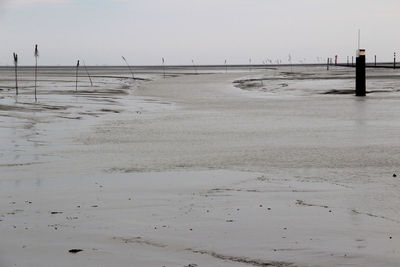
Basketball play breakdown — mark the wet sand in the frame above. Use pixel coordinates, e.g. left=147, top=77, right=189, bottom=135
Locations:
left=1, top=65, right=400, bottom=266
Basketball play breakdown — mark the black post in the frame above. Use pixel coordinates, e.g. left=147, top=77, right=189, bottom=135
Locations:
left=374, top=55, right=377, bottom=67
left=327, top=58, right=329, bottom=70
left=347, top=56, right=349, bottom=66
left=394, top=52, right=396, bottom=69
left=335, top=55, right=338, bottom=65
left=356, top=49, right=366, bottom=97
left=352, top=56, right=354, bottom=66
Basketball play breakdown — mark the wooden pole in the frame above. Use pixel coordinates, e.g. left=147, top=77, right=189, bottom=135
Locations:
left=13, top=53, right=18, bottom=95
left=249, top=58, right=252, bottom=72
left=75, top=60, right=80, bottom=92
left=162, top=57, right=165, bottom=78
left=394, top=52, right=396, bottom=69
left=122, top=56, right=135, bottom=79
left=34, top=44, right=39, bottom=102
left=83, top=61, right=93, bottom=86
left=192, top=59, right=197, bottom=74
left=225, top=59, right=227, bottom=74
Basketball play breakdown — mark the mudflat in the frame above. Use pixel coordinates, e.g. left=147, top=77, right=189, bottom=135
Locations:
left=1, top=65, right=400, bottom=266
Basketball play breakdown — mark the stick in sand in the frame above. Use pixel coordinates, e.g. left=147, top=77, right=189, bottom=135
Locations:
left=192, top=59, right=197, bottom=74
left=75, top=60, right=80, bottom=92
left=249, top=58, right=252, bottom=72
left=162, top=57, right=165, bottom=78
left=122, top=56, right=135, bottom=79
left=34, top=44, right=39, bottom=101
left=225, top=59, right=227, bottom=73
left=82, top=61, right=93, bottom=87
left=13, top=53, right=18, bottom=95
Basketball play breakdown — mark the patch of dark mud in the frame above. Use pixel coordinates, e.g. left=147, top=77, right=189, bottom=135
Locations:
left=209, top=188, right=261, bottom=193
left=50, top=211, right=63, bottom=215
left=233, top=78, right=266, bottom=84
left=92, top=75, right=151, bottom=81
left=105, top=167, right=147, bottom=173
left=256, top=175, right=271, bottom=182
left=56, top=115, right=82, bottom=120
left=351, top=209, right=400, bottom=224
left=187, top=248, right=295, bottom=267
left=233, top=80, right=267, bottom=91
left=6, top=209, right=24, bottom=215
left=13, top=102, right=71, bottom=111
left=237, top=83, right=265, bottom=90
left=68, top=249, right=83, bottom=254
left=272, top=248, right=308, bottom=252
left=138, top=98, right=172, bottom=106
left=175, top=163, right=196, bottom=169
left=112, top=237, right=167, bottom=248
left=322, top=89, right=357, bottom=95
left=100, top=109, right=121, bottom=113
left=78, top=112, right=101, bottom=117
left=280, top=72, right=314, bottom=77
left=40, top=104, right=69, bottom=111
left=76, top=89, right=128, bottom=95
left=322, top=89, right=395, bottom=95
left=0, top=162, right=44, bottom=167
left=87, top=97, right=119, bottom=104
left=369, top=90, right=395, bottom=93
left=296, top=200, right=329, bottom=209
left=0, top=104, right=34, bottom=112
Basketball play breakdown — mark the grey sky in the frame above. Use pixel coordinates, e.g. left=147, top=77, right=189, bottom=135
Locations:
left=0, top=0, right=399, bottom=65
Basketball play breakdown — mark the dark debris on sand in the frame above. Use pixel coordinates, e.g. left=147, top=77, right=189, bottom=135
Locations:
left=68, top=249, right=83, bottom=254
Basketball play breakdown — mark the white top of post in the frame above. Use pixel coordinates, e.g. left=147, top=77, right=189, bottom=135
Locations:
left=357, top=49, right=365, bottom=57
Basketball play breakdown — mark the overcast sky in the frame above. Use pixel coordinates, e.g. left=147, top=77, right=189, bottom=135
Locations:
left=0, top=0, right=399, bottom=65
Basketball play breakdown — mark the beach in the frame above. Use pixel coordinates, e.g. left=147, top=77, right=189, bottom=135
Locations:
left=1, top=65, right=400, bottom=266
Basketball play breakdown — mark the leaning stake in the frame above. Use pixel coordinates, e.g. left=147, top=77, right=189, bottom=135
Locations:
left=82, top=61, right=93, bottom=87
left=122, top=56, right=135, bottom=79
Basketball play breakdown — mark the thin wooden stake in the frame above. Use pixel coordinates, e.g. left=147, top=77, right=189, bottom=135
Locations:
left=83, top=61, right=93, bottom=86
left=76, top=60, right=80, bottom=92
left=122, top=56, right=135, bottom=79
left=13, top=53, right=18, bottom=95
left=34, top=44, right=39, bottom=102
left=162, top=57, right=165, bottom=78
left=192, top=59, right=197, bottom=74
left=225, top=59, right=227, bottom=74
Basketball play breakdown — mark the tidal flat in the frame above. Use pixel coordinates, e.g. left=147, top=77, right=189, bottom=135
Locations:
left=1, top=65, right=400, bottom=266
